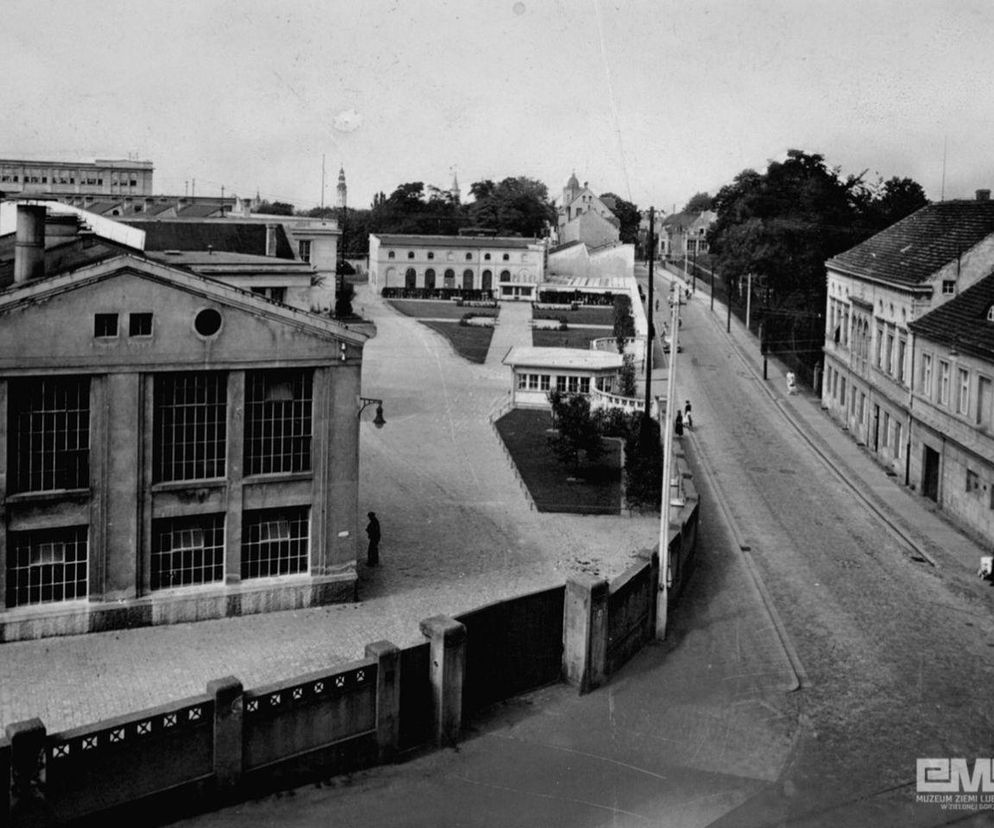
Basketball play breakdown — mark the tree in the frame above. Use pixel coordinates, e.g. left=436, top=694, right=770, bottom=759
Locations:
left=682, top=192, right=714, bottom=213
left=618, top=354, right=637, bottom=398
left=252, top=200, right=294, bottom=216
left=468, top=177, right=555, bottom=237
left=863, top=176, right=929, bottom=233
left=600, top=192, right=641, bottom=244
left=624, top=415, right=661, bottom=510
left=547, top=390, right=603, bottom=471
left=613, top=294, right=635, bottom=352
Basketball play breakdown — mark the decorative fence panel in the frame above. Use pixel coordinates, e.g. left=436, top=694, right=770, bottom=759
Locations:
left=606, top=561, right=654, bottom=675
left=398, top=642, right=432, bottom=751
left=45, top=695, right=213, bottom=822
left=456, top=586, right=565, bottom=717
left=242, top=660, right=377, bottom=772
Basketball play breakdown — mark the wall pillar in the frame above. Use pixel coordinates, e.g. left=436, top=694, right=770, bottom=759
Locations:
left=419, top=615, right=466, bottom=747
left=563, top=574, right=609, bottom=694
left=364, top=640, right=401, bottom=762
left=637, top=549, right=660, bottom=639
left=5, top=718, right=50, bottom=827
left=207, top=677, right=243, bottom=795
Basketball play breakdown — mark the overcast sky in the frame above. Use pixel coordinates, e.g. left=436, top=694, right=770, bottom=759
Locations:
left=3, top=0, right=993, bottom=213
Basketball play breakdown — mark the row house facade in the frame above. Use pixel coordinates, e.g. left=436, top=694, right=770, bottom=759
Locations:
left=369, top=233, right=546, bottom=300
left=0, top=204, right=368, bottom=641
left=822, top=193, right=994, bottom=540
left=907, top=275, right=994, bottom=538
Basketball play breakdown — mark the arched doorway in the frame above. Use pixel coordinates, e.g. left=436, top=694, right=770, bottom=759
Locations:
left=424, top=268, right=436, bottom=290
left=463, top=269, right=474, bottom=290
left=481, top=270, right=492, bottom=292
left=443, top=268, right=455, bottom=288
left=405, top=268, right=416, bottom=289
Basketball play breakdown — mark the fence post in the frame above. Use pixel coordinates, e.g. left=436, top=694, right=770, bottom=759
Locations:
left=6, top=719, right=49, bottom=827
left=206, top=677, right=243, bottom=797
left=563, top=575, right=609, bottom=694
left=365, top=640, right=401, bottom=762
left=419, top=615, right=466, bottom=747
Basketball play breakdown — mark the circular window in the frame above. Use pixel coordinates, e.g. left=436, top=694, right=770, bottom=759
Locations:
left=194, top=308, right=222, bottom=337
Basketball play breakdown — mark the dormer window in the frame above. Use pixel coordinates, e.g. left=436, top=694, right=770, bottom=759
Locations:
left=987, top=305, right=994, bottom=322
left=942, top=280, right=956, bottom=295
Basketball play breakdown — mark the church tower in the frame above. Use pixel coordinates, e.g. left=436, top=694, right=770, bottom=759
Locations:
left=336, top=166, right=347, bottom=209
left=450, top=169, right=461, bottom=203
left=563, top=170, right=580, bottom=208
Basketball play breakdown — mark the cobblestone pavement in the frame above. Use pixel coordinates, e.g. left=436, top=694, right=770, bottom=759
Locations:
left=0, top=287, right=658, bottom=733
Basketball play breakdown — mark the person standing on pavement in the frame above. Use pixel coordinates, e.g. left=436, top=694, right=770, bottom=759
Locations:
left=674, top=410, right=684, bottom=436
left=365, top=512, right=381, bottom=566
left=684, top=400, right=693, bottom=429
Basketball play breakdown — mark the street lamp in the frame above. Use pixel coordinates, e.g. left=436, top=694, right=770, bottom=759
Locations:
left=358, top=396, right=386, bottom=429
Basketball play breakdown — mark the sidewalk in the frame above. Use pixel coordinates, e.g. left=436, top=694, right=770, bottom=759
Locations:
left=663, top=270, right=985, bottom=573
left=485, top=298, right=532, bottom=366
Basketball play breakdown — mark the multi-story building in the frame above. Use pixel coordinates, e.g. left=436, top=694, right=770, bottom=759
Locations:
left=907, top=275, right=994, bottom=537
left=822, top=192, right=994, bottom=537
left=369, top=233, right=546, bottom=301
left=0, top=203, right=368, bottom=641
left=557, top=173, right=620, bottom=248
left=0, top=157, right=154, bottom=196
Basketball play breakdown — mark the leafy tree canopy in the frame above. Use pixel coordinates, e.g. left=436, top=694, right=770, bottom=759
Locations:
left=252, top=200, right=294, bottom=216
left=470, top=176, right=556, bottom=238
left=708, top=149, right=927, bottom=308
left=548, top=390, right=604, bottom=470
left=600, top=192, right=641, bottom=244
left=682, top=192, right=714, bottom=213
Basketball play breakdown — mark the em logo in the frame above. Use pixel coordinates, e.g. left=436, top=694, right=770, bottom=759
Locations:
left=917, top=759, right=994, bottom=793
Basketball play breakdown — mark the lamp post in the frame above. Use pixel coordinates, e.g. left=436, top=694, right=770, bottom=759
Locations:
left=656, top=287, right=680, bottom=640
left=358, top=397, right=386, bottom=429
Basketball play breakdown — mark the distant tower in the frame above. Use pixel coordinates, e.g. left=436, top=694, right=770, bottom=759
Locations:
left=336, top=166, right=347, bottom=209
left=450, top=169, right=461, bottom=203
left=563, top=170, right=580, bottom=208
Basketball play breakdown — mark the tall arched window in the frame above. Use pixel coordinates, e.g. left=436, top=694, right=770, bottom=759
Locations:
left=481, top=270, right=493, bottom=291
left=405, top=268, right=416, bottom=289
left=424, top=268, right=436, bottom=290
left=462, top=269, right=473, bottom=290
left=500, top=270, right=511, bottom=281
left=443, top=269, right=455, bottom=288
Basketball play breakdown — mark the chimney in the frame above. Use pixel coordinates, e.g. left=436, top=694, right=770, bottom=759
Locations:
left=265, top=223, right=278, bottom=257
left=14, top=204, right=47, bottom=283
left=977, top=189, right=991, bottom=202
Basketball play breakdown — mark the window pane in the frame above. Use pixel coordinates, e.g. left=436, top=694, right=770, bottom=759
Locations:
left=154, top=373, right=227, bottom=482
left=151, top=514, right=225, bottom=589
left=241, top=507, right=309, bottom=579
left=6, top=525, right=88, bottom=607
left=244, top=370, right=313, bottom=475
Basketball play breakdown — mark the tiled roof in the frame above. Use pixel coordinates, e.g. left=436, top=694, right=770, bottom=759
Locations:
left=123, top=220, right=295, bottom=259
left=373, top=233, right=539, bottom=248
left=828, top=200, right=994, bottom=285
left=909, top=273, right=994, bottom=362
left=175, top=203, right=225, bottom=218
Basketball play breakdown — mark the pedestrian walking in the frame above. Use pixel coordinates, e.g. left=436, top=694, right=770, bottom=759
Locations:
left=674, top=410, right=684, bottom=436
left=683, top=400, right=693, bottom=429
left=365, top=511, right=381, bottom=567
left=786, top=371, right=797, bottom=395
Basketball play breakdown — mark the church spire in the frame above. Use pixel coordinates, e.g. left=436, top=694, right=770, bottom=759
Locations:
left=336, top=165, right=347, bottom=209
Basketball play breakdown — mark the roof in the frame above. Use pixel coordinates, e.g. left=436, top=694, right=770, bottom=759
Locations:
left=828, top=200, right=994, bottom=286
left=909, top=273, right=994, bottom=362
left=123, top=220, right=295, bottom=259
left=542, top=273, right=631, bottom=290
left=547, top=240, right=584, bottom=255
left=372, top=233, right=540, bottom=249
left=146, top=250, right=309, bottom=268
left=502, top=346, right=623, bottom=370
left=175, top=203, right=225, bottom=218
left=0, top=236, right=124, bottom=287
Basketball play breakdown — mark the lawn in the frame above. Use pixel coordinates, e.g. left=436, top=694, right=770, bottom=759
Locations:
left=532, top=327, right=608, bottom=349
left=533, top=306, right=614, bottom=325
left=420, top=320, right=494, bottom=363
left=389, top=300, right=497, bottom=320
left=494, top=408, right=622, bottom=515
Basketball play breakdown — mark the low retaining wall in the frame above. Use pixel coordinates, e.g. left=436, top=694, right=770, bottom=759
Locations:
left=3, top=452, right=699, bottom=827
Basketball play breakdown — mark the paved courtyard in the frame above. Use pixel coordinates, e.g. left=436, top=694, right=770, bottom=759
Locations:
left=0, top=287, right=659, bottom=733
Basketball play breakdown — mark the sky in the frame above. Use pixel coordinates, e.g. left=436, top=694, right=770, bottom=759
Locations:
left=3, top=0, right=994, bottom=214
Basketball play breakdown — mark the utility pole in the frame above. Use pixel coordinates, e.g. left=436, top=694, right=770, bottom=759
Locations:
left=746, top=272, right=753, bottom=330
left=656, top=286, right=680, bottom=641
left=643, top=207, right=655, bottom=418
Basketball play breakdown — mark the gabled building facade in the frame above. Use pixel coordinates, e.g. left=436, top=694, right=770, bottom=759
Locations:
left=822, top=194, right=994, bottom=536
left=0, top=205, right=367, bottom=641
left=556, top=173, right=620, bottom=248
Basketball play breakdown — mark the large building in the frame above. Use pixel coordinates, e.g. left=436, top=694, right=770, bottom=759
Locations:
left=369, top=233, right=546, bottom=300
left=0, top=157, right=154, bottom=197
left=821, top=192, right=994, bottom=540
left=0, top=203, right=368, bottom=641
left=557, top=173, right=620, bottom=248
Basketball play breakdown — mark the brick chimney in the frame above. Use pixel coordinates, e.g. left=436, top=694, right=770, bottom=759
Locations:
left=977, top=189, right=991, bottom=202
left=14, top=204, right=47, bottom=283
